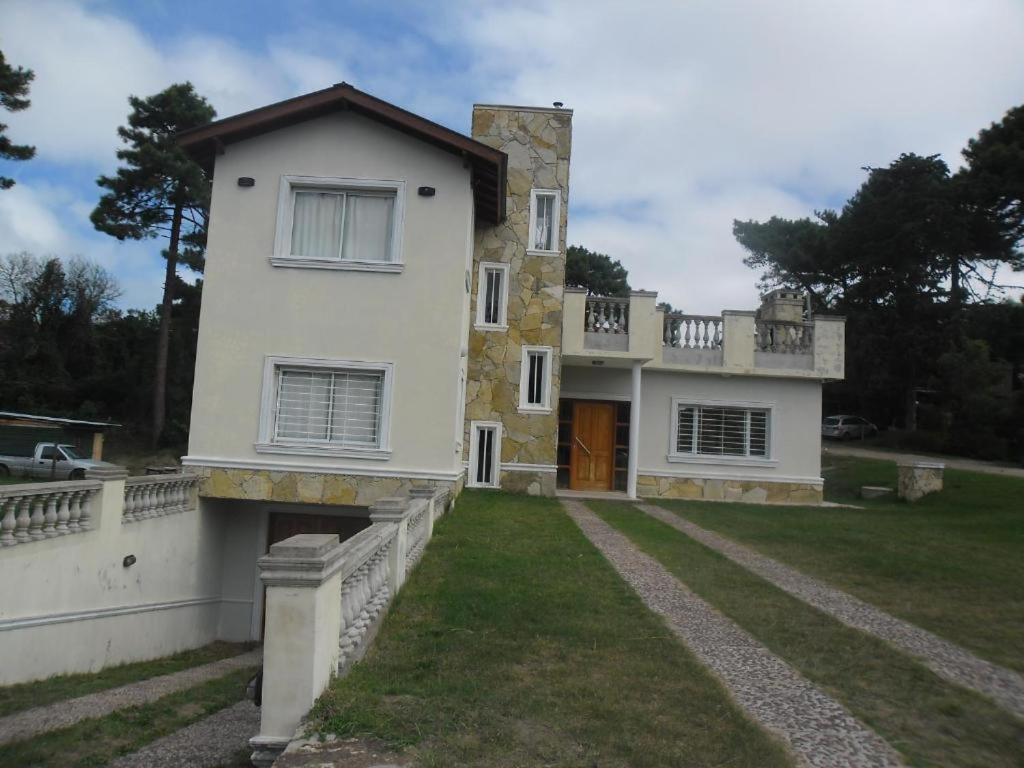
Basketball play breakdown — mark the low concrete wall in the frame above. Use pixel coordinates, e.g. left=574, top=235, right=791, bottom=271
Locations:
left=0, top=471, right=225, bottom=685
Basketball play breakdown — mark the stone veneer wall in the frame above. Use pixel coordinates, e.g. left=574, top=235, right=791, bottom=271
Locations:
left=195, top=467, right=455, bottom=507
left=464, top=106, right=573, bottom=496
left=637, top=474, right=823, bottom=505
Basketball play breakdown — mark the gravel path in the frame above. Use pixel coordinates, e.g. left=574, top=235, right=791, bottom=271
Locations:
left=109, top=699, right=259, bottom=768
left=0, top=648, right=262, bottom=745
left=561, top=499, right=903, bottom=768
left=638, top=502, right=1024, bottom=719
left=824, top=444, right=1024, bottom=479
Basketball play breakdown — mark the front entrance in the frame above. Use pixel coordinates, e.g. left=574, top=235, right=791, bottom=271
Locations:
left=570, top=401, right=616, bottom=491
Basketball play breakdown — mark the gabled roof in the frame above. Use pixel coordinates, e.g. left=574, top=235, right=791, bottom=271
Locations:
left=177, top=82, right=507, bottom=224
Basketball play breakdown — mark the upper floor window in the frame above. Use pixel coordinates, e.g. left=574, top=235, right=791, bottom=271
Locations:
left=529, top=189, right=560, bottom=253
left=256, top=356, right=393, bottom=458
left=476, top=262, right=509, bottom=329
left=272, top=176, right=405, bottom=272
left=671, top=400, right=770, bottom=459
left=519, top=346, right=553, bottom=412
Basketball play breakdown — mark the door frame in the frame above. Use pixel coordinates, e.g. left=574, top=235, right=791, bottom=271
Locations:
left=569, top=400, right=616, bottom=491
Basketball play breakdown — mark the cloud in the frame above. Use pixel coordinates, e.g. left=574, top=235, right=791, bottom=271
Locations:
left=2, top=0, right=1023, bottom=314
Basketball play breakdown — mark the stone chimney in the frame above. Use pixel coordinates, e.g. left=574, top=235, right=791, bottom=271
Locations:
left=462, top=104, right=573, bottom=496
left=758, top=289, right=806, bottom=323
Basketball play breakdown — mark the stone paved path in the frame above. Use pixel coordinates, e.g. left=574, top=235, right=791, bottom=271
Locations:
left=0, top=648, right=262, bottom=746
left=109, top=699, right=260, bottom=768
left=638, top=502, right=1024, bottom=719
left=561, top=499, right=903, bottom=768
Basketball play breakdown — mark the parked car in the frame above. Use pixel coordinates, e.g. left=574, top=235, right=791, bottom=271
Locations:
left=822, top=415, right=878, bottom=441
left=0, top=442, right=115, bottom=480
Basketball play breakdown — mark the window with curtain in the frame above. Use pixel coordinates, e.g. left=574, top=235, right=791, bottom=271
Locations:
left=530, top=190, right=558, bottom=251
left=290, top=189, right=395, bottom=263
left=274, top=366, right=384, bottom=448
left=674, top=404, right=769, bottom=458
left=476, top=263, right=508, bottom=327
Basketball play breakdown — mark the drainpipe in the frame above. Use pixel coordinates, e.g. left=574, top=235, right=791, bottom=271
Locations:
left=627, top=361, right=642, bottom=499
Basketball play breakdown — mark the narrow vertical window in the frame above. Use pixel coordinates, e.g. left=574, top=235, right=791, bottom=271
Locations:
left=476, top=263, right=509, bottom=329
left=470, top=422, right=501, bottom=488
left=529, top=190, right=560, bottom=253
left=519, top=346, right=552, bottom=411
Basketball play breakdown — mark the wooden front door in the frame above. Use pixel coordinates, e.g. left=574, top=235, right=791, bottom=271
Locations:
left=570, top=402, right=615, bottom=491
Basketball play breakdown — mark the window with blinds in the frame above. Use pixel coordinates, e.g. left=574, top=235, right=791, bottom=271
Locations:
left=477, top=263, right=508, bottom=327
left=675, top=404, right=769, bottom=458
left=290, top=188, right=395, bottom=263
left=274, top=367, right=384, bottom=448
left=519, top=346, right=552, bottom=410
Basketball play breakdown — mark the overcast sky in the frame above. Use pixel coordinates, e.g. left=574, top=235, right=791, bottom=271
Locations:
left=2, top=0, right=1023, bottom=313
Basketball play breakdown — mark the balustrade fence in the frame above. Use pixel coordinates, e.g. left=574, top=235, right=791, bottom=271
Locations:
left=663, top=314, right=723, bottom=349
left=755, top=320, right=814, bottom=354
left=585, top=296, right=629, bottom=334
left=0, top=480, right=102, bottom=547
left=123, top=475, right=199, bottom=523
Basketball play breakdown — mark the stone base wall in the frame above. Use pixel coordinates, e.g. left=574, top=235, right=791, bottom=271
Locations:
left=498, top=469, right=557, bottom=497
left=637, top=474, right=822, bottom=505
left=896, top=462, right=944, bottom=502
left=194, top=466, right=457, bottom=507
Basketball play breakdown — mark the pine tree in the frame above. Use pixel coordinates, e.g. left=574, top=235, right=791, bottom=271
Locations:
left=91, top=83, right=215, bottom=446
left=0, top=49, right=36, bottom=189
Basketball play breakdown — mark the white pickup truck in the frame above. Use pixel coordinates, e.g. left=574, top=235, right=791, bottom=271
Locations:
left=0, top=442, right=114, bottom=480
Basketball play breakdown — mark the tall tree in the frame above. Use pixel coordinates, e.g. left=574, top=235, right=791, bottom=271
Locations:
left=565, top=245, right=631, bottom=296
left=91, top=83, right=215, bottom=446
left=0, top=50, right=36, bottom=189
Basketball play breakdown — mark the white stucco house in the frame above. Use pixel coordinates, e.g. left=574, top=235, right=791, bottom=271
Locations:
left=170, top=83, right=844, bottom=642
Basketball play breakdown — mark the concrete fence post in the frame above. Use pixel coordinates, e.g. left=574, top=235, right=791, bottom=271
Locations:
left=250, top=533, right=345, bottom=767
left=369, top=497, right=410, bottom=595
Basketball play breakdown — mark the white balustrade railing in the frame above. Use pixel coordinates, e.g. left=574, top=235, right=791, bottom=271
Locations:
left=337, top=525, right=395, bottom=669
left=585, top=296, right=629, bottom=334
left=0, top=480, right=102, bottom=547
left=663, top=314, right=723, bottom=349
left=122, top=475, right=198, bottom=523
left=755, top=320, right=814, bottom=354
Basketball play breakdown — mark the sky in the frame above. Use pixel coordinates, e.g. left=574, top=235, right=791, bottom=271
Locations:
left=2, top=0, right=1023, bottom=313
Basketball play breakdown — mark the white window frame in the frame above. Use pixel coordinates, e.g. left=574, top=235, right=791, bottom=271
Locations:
left=271, top=175, right=406, bottom=272
left=475, top=262, right=510, bottom=330
left=519, top=345, right=553, bottom=413
left=255, top=355, right=394, bottom=459
left=468, top=420, right=502, bottom=488
left=667, top=397, right=777, bottom=467
left=527, top=189, right=561, bottom=255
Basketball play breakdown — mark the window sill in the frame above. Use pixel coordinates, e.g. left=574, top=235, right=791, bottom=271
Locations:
left=667, top=453, right=777, bottom=468
left=526, top=249, right=561, bottom=257
left=254, top=442, right=392, bottom=461
left=269, top=257, right=404, bottom=273
left=475, top=323, right=508, bottom=332
left=518, top=405, right=553, bottom=415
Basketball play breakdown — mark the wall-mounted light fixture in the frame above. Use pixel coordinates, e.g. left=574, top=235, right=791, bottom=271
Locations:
left=123, top=554, right=137, bottom=568
left=591, top=360, right=605, bottom=366
left=417, top=186, right=436, bottom=197
left=237, top=177, right=255, bottom=187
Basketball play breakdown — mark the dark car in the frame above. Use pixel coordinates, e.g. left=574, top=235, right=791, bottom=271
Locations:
left=822, top=415, right=878, bottom=441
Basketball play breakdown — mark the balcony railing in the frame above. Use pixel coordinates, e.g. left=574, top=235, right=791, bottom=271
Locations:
left=663, top=314, right=723, bottom=350
left=0, top=480, right=102, bottom=547
left=585, top=296, right=629, bottom=334
left=755, top=320, right=814, bottom=354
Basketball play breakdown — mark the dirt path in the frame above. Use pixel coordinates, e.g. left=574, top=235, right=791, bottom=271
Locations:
left=824, top=444, right=1024, bottom=478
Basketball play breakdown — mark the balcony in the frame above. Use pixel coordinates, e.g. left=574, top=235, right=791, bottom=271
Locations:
left=562, top=288, right=844, bottom=379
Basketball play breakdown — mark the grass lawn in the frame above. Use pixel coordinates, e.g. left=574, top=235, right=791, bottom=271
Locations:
left=0, top=667, right=256, bottom=767
left=659, top=455, right=1024, bottom=673
left=590, top=500, right=1024, bottom=768
left=311, top=490, right=793, bottom=768
left=0, top=641, right=252, bottom=718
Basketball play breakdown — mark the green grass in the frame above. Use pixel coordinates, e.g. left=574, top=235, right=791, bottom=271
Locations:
left=0, top=667, right=256, bottom=768
left=311, top=490, right=793, bottom=768
left=0, top=642, right=252, bottom=718
left=590, top=500, right=1024, bottom=768
left=659, top=455, right=1024, bottom=673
